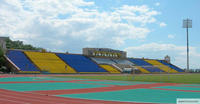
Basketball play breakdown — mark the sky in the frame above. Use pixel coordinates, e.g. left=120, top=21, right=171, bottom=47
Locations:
left=0, top=0, right=199, bottom=69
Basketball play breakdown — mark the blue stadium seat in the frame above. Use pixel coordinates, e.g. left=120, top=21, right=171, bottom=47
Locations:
left=56, top=54, right=108, bottom=72
left=6, top=50, right=39, bottom=71
left=157, top=60, right=184, bottom=72
left=128, top=58, right=164, bottom=72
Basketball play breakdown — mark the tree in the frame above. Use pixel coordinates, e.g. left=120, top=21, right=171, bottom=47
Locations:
left=5, top=38, right=45, bottom=51
left=0, top=47, right=6, bottom=72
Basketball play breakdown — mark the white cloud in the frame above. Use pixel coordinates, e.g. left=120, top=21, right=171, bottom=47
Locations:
left=0, top=0, right=159, bottom=53
left=124, top=43, right=200, bottom=69
left=168, top=34, right=175, bottom=39
left=155, top=2, right=160, bottom=6
left=159, top=22, right=167, bottom=27
left=116, top=5, right=160, bottom=25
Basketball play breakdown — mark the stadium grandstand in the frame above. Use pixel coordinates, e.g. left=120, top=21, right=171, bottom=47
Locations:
left=1, top=37, right=184, bottom=74
left=4, top=49, right=184, bottom=74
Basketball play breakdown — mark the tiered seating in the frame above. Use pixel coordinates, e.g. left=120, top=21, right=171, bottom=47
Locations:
left=6, top=50, right=40, bottom=72
left=111, top=59, right=135, bottom=73
left=91, top=58, right=121, bottom=73
left=56, top=54, right=108, bottom=73
left=158, top=60, right=184, bottom=72
left=145, top=60, right=178, bottom=73
left=91, top=57, right=116, bottom=64
left=24, top=51, right=76, bottom=73
left=99, top=65, right=120, bottom=73
left=112, top=59, right=134, bottom=65
left=128, top=58, right=164, bottom=73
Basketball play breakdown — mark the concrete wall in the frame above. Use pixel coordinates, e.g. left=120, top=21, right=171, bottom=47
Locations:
left=0, top=37, right=8, bottom=52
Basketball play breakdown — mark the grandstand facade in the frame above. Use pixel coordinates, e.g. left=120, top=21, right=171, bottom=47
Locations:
left=83, top=48, right=127, bottom=58
left=4, top=49, right=184, bottom=74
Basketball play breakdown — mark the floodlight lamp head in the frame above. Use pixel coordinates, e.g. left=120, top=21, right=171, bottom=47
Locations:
left=183, top=19, right=192, bottom=28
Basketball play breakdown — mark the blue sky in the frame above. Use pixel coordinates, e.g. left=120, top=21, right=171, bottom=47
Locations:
left=0, top=0, right=199, bottom=69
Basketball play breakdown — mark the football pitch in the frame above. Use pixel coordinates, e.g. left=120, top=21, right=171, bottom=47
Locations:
left=55, top=73, right=200, bottom=84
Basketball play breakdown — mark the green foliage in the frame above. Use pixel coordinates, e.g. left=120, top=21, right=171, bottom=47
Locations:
left=0, top=57, right=5, bottom=66
left=0, top=47, right=6, bottom=72
left=6, top=38, right=44, bottom=51
left=0, top=47, right=5, bottom=64
left=0, top=47, right=3, bottom=56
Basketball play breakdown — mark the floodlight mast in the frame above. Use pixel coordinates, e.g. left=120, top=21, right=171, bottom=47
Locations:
left=183, top=18, right=192, bottom=72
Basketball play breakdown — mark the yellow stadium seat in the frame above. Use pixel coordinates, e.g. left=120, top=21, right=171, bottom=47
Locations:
left=135, top=66, right=150, bottom=73
left=145, top=60, right=178, bottom=73
left=99, top=64, right=121, bottom=73
left=24, top=51, right=76, bottom=73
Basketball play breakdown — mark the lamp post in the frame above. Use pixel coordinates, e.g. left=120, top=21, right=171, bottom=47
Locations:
left=183, top=19, right=192, bottom=72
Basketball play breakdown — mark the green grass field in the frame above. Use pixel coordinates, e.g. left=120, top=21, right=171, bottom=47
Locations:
left=54, top=74, right=200, bottom=84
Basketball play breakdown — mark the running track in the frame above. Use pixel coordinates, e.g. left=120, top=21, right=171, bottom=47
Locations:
left=0, top=74, right=199, bottom=104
